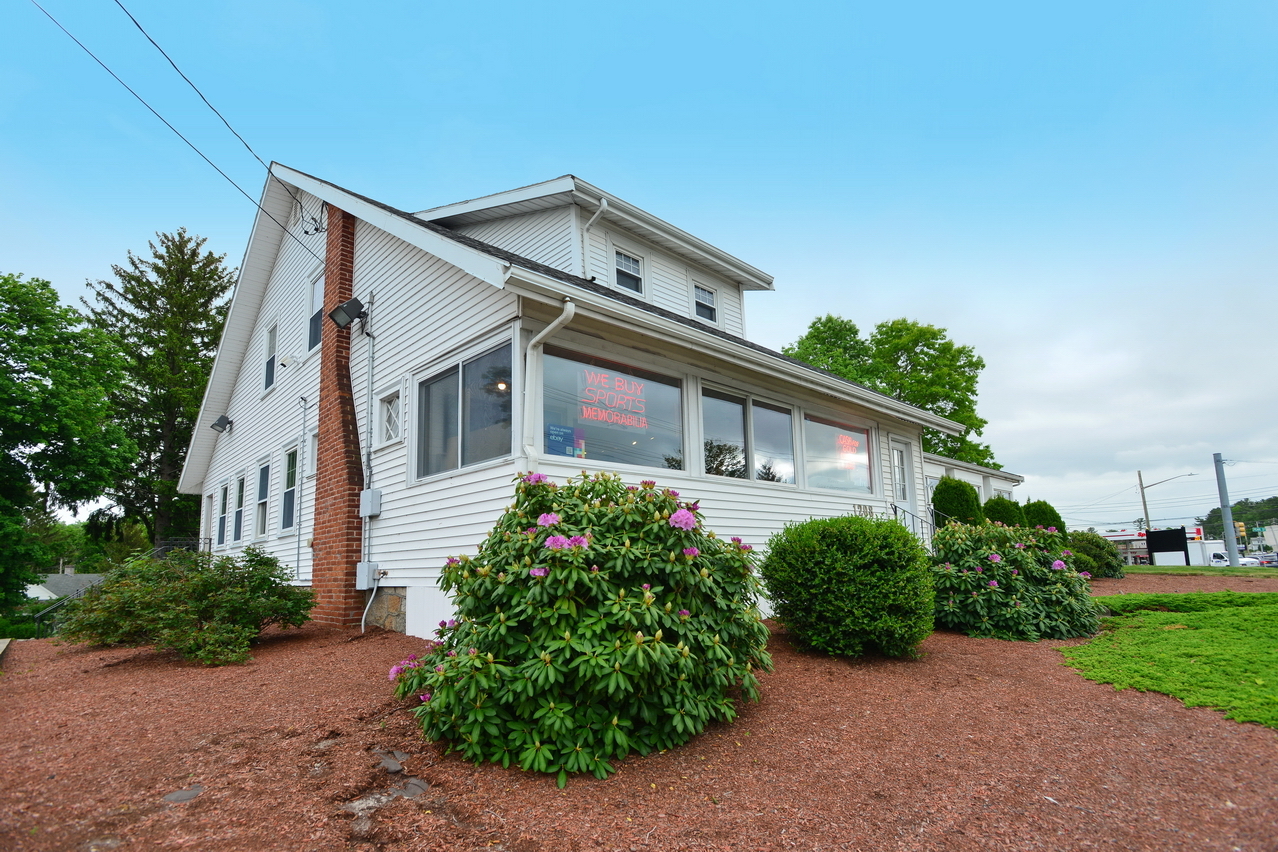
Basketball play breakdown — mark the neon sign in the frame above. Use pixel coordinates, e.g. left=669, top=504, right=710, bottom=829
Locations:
left=579, top=368, right=648, bottom=429
left=836, top=433, right=860, bottom=470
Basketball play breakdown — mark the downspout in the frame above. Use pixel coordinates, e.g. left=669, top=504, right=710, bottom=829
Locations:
left=521, top=296, right=576, bottom=472
left=296, top=395, right=309, bottom=580
left=360, top=296, right=378, bottom=631
left=580, top=198, right=608, bottom=277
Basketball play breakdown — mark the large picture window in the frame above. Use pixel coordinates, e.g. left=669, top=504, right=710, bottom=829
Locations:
left=803, top=415, right=872, bottom=494
left=543, top=346, right=682, bottom=469
left=416, top=343, right=513, bottom=478
left=701, top=390, right=794, bottom=483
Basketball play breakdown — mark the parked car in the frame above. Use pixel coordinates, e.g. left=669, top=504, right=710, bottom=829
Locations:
left=1255, top=552, right=1278, bottom=566
left=1210, top=552, right=1261, bottom=567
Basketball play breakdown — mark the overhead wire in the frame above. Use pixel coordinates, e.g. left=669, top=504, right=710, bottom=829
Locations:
left=29, top=0, right=325, bottom=265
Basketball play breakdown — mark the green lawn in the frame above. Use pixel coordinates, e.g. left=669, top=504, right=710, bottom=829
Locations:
left=1061, top=592, right=1278, bottom=729
left=1121, top=564, right=1278, bottom=578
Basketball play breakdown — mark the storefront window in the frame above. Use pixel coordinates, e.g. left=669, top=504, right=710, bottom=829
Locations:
left=803, top=415, right=871, bottom=493
left=417, top=343, right=512, bottom=478
left=701, top=390, right=794, bottom=483
left=543, top=346, right=683, bottom=469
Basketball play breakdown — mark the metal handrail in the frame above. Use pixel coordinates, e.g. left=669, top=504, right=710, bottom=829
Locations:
left=891, top=502, right=938, bottom=544
left=32, top=583, right=99, bottom=638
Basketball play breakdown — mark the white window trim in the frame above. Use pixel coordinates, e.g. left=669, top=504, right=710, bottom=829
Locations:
left=231, top=472, right=247, bottom=543
left=606, top=233, right=650, bottom=301
left=409, top=334, right=517, bottom=486
left=375, top=379, right=407, bottom=450
left=261, top=321, right=280, bottom=397
left=279, top=445, right=300, bottom=534
left=254, top=458, right=271, bottom=540
left=691, top=280, right=719, bottom=325
left=698, top=382, right=797, bottom=486
left=306, top=264, right=324, bottom=356
left=215, top=481, right=230, bottom=549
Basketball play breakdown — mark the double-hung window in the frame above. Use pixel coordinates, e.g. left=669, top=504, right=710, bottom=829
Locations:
left=232, top=476, right=245, bottom=542
left=416, top=343, right=512, bottom=479
left=264, top=325, right=278, bottom=390
left=701, top=389, right=794, bottom=483
left=308, top=274, right=324, bottom=351
left=255, top=463, right=270, bottom=537
left=281, top=449, right=298, bottom=530
left=615, top=250, right=643, bottom=293
left=693, top=284, right=717, bottom=322
left=216, top=485, right=228, bottom=546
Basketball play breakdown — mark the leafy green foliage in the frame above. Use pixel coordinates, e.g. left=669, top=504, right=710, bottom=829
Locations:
left=0, top=273, right=135, bottom=607
left=932, top=523, right=1101, bottom=640
left=82, top=230, right=234, bottom=543
left=1064, top=593, right=1278, bottom=729
left=58, top=547, right=313, bottom=664
left=982, top=495, right=1026, bottom=527
left=1023, top=499, right=1066, bottom=532
left=1067, top=531, right=1125, bottom=579
left=931, top=477, right=984, bottom=525
left=783, top=314, right=996, bottom=466
left=758, top=515, right=933, bottom=658
left=1197, top=494, right=1278, bottom=541
left=392, top=473, right=772, bottom=785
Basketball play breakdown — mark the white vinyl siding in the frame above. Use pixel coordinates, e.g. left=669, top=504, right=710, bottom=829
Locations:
left=452, top=207, right=576, bottom=271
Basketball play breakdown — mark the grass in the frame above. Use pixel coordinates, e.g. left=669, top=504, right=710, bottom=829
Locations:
left=1061, top=592, right=1278, bottom=729
left=1121, top=564, right=1278, bottom=578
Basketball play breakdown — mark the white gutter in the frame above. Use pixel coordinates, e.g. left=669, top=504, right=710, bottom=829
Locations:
left=521, top=297, right=576, bottom=471
left=580, top=198, right=608, bottom=277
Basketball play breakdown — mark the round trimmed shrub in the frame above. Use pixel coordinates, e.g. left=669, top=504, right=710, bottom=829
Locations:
left=983, top=495, right=1026, bottom=527
left=1067, top=531, right=1125, bottom=579
left=932, top=523, right=1100, bottom=640
left=1023, top=499, right=1066, bottom=532
left=758, top=515, right=933, bottom=658
left=392, top=472, right=772, bottom=785
left=931, top=477, right=984, bottom=526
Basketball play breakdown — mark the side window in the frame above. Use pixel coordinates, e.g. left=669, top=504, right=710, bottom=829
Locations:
left=232, top=476, right=245, bottom=542
left=693, top=284, right=717, bottom=323
left=264, top=325, right=278, bottom=390
left=308, top=273, right=324, bottom=351
left=415, top=344, right=513, bottom=479
left=615, top=250, right=643, bottom=293
left=281, top=449, right=298, bottom=530
left=255, top=463, right=270, bottom=537
left=892, top=447, right=909, bottom=502
left=381, top=392, right=401, bottom=443
left=701, top=390, right=794, bottom=483
left=216, top=484, right=228, bottom=546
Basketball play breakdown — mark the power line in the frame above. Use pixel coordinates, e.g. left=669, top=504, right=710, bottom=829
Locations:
left=29, top=0, right=325, bottom=265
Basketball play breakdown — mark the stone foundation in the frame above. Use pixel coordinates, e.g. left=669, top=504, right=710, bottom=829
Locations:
left=364, top=586, right=406, bottom=633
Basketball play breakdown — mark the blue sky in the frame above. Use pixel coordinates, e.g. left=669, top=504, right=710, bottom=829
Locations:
left=4, top=0, right=1276, bottom=532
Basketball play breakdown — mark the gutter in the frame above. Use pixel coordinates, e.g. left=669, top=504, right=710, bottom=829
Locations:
left=520, top=297, right=576, bottom=471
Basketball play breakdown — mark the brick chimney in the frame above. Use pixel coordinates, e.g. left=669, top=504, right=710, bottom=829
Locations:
left=311, top=206, right=365, bottom=626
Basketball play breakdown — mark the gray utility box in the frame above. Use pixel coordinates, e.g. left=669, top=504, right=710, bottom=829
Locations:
left=356, top=561, right=380, bottom=591
left=359, top=489, right=382, bottom=518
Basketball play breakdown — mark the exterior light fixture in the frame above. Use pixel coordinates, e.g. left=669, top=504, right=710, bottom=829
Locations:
left=328, top=297, right=367, bottom=329
left=210, top=415, right=233, bottom=433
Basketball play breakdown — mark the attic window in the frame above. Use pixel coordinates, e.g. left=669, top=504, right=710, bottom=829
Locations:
left=615, top=251, right=642, bottom=293
left=693, top=285, right=717, bottom=322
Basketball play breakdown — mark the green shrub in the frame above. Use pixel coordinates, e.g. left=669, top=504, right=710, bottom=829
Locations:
left=58, top=547, right=314, bottom=665
left=932, top=523, right=1100, bottom=640
left=758, top=515, right=933, bottom=658
left=983, top=495, right=1026, bottom=527
left=1067, top=531, right=1125, bottom=579
left=392, top=473, right=772, bottom=786
left=931, top=477, right=984, bottom=525
left=1023, top=499, right=1066, bottom=532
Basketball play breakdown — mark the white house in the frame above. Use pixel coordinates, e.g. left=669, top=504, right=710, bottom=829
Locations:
left=179, top=165, right=1002, bottom=636
left=922, top=454, right=1023, bottom=505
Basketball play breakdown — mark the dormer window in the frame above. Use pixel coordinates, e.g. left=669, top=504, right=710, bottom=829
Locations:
left=615, top=251, right=643, bottom=293
left=693, top=284, right=717, bottom=322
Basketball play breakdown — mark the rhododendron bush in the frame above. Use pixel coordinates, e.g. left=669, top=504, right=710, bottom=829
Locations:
left=931, top=523, right=1100, bottom=641
left=392, top=472, right=772, bottom=785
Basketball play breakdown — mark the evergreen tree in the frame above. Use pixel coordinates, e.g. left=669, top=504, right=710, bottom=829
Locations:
left=932, top=477, right=985, bottom=526
left=784, top=315, right=996, bottom=467
left=983, top=495, right=1027, bottom=527
left=1023, top=499, right=1066, bottom=532
left=83, top=230, right=234, bottom=544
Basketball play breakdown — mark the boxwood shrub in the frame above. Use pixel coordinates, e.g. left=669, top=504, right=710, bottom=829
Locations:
left=983, top=495, right=1026, bottom=527
left=932, top=523, right=1100, bottom=641
left=1067, top=530, right=1126, bottom=579
left=931, top=477, right=984, bottom=526
left=758, top=515, right=933, bottom=658
left=392, top=472, right=773, bottom=786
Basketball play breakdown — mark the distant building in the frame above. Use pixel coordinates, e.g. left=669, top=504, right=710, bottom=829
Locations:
left=25, top=574, right=104, bottom=601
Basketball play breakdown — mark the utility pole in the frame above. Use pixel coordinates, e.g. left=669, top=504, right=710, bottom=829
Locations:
left=1137, top=470, right=1196, bottom=534
left=1213, top=453, right=1240, bottom=567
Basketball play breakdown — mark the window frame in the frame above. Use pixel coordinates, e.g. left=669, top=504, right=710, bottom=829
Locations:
left=307, top=270, right=324, bottom=353
left=264, top=324, right=278, bottom=391
left=280, top=447, right=298, bottom=531
left=699, top=384, right=796, bottom=485
left=614, top=249, right=644, bottom=294
left=232, top=474, right=246, bottom=542
left=692, top=282, right=718, bottom=324
left=799, top=412, right=875, bottom=496
left=216, top=483, right=229, bottom=548
left=412, top=339, right=515, bottom=483
left=255, top=460, right=271, bottom=538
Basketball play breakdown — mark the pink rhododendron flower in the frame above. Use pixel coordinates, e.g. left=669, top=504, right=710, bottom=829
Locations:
left=975, top=566, right=983, bottom=572
left=590, top=565, right=599, bottom=573
left=988, top=580, right=999, bottom=588
left=1051, top=560, right=1066, bottom=570
left=1011, top=569, right=1019, bottom=576
left=567, top=535, right=589, bottom=549
left=529, top=566, right=549, bottom=577
left=388, top=665, right=403, bottom=681
left=1047, top=526, right=1058, bottom=532
left=434, top=665, right=444, bottom=673
left=740, top=543, right=753, bottom=552
left=1014, top=543, right=1026, bottom=549
left=684, top=547, right=700, bottom=557
left=731, top=537, right=742, bottom=544
left=642, top=583, right=651, bottom=590
left=668, top=508, right=697, bottom=530
left=626, top=485, right=638, bottom=491
left=445, top=557, right=460, bottom=566
left=447, top=650, right=457, bottom=657
left=1062, top=550, right=1072, bottom=556
left=678, top=609, right=690, bottom=618
left=640, top=480, right=656, bottom=488
left=665, top=489, right=680, bottom=498
left=988, top=553, right=1002, bottom=562
left=525, top=527, right=536, bottom=535
left=537, top=512, right=560, bottom=527
left=419, top=693, right=431, bottom=703
left=1079, top=571, right=1091, bottom=579
left=522, top=472, right=549, bottom=484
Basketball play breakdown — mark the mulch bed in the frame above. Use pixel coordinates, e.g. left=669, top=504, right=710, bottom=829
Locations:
left=1, top=573, right=1275, bottom=851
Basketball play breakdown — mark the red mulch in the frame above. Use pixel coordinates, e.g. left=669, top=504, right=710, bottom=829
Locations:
left=1, top=573, right=1276, bottom=851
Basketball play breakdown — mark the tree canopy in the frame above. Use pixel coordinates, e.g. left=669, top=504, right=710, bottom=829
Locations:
left=83, top=229, right=234, bottom=544
left=783, top=315, right=997, bottom=467
left=1197, top=495, right=1278, bottom=542
left=0, top=273, right=135, bottom=605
